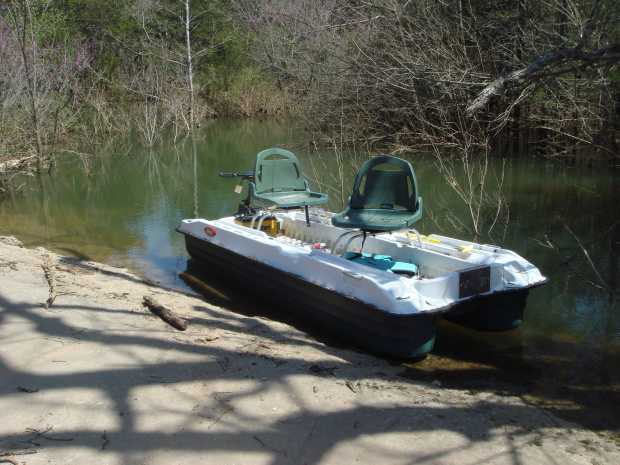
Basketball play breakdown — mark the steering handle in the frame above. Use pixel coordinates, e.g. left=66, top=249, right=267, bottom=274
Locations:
left=219, top=170, right=255, bottom=180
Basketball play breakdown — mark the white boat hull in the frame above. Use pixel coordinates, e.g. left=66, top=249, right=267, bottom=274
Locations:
left=177, top=210, right=547, bottom=358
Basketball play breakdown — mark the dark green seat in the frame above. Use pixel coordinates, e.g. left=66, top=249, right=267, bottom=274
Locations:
left=332, top=155, right=423, bottom=232
left=249, top=148, right=328, bottom=209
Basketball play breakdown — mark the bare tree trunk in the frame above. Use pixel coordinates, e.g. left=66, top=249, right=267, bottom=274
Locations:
left=11, top=0, right=43, bottom=171
left=184, top=0, right=195, bottom=130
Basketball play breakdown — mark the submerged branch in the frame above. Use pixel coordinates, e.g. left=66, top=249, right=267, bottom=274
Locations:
left=563, top=223, right=611, bottom=292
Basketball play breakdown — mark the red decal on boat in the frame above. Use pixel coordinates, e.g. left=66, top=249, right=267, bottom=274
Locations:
left=204, top=226, right=217, bottom=237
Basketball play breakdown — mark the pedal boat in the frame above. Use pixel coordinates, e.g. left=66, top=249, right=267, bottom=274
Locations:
left=177, top=150, right=547, bottom=359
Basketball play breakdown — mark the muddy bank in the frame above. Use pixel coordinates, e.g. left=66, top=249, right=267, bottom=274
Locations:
left=0, top=237, right=618, bottom=465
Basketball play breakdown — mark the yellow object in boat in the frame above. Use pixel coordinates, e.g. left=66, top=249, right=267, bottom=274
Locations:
left=235, top=216, right=280, bottom=236
left=459, top=245, right=474, bottom=255
left=407, top=232, right=441, bottom=244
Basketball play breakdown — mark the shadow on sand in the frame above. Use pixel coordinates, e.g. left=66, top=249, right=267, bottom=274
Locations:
left=0, top=258, right=617, bottom=465
left=183, top=260, right=620, bottom=433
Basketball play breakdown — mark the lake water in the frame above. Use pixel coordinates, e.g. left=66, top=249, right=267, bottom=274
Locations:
left=1, top=120, right=618, bottom=432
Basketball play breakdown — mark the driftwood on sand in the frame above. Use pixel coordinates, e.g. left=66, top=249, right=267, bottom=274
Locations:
left=142, top=296, right=188, bottom=331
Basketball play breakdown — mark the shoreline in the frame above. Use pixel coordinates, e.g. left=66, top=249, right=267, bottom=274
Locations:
left=0, top=236, right=619, bottom=464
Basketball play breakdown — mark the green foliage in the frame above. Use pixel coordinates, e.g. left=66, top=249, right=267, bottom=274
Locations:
left=145, top=0, right=254, bottom=90
left=0, top=0, right=283, bottom=160
left=208, top=65, right=288, bottom=117
left=31, top=6, right=70, bottom=44
left=58, top=0, right=135, bottom=38
left=0, top=0, right=266, bottom=96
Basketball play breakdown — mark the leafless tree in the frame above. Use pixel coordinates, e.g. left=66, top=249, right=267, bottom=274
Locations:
left=235, top=0, right=618, bottom=158
left=232, top=0, right=617, bottom=236
left=6, top=0, right=43, bottom=169
left=1, top=1, right=84, bottom=172
left=183, top=0, right=195, bottom=130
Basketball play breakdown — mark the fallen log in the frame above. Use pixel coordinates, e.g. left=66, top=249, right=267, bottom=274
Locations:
left=0, top=155, right=37, bottom=173
left=142, top=296, right=188, bottom=331
left=466, top=44, right=620, bottom=115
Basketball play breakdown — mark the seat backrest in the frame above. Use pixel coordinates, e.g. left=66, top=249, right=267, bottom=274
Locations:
left=254, top=148, right=307, bottom=194
left=350, top=156, right=418, bottom=211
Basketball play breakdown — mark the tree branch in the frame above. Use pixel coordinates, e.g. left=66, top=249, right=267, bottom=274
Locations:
left=467, top=44, right=620, bottom=115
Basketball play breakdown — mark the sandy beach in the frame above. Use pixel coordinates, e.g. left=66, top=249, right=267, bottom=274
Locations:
left=0, top=236, right=618, bottom=465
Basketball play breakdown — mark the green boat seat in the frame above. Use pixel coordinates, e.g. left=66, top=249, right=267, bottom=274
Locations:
left=332, top=155, right=423, bottom=232
left=249, top=148, right=328, bottom=209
